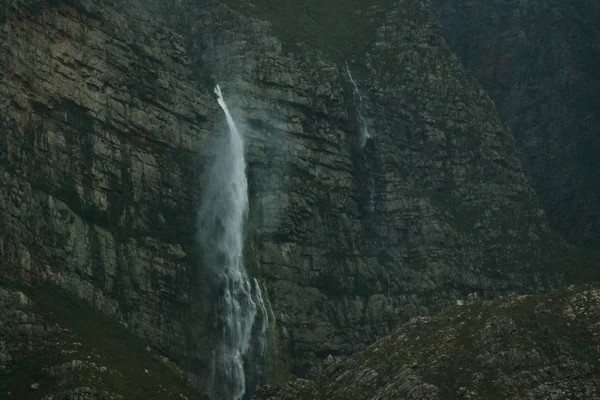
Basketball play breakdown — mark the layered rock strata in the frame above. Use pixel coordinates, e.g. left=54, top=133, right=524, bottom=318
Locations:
left=0, top=0, right=589, bottom=391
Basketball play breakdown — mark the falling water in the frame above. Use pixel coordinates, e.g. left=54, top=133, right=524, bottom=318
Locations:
left=198, top=85, right=268, bottom=400
left=368, top=177, right=375, bottom=213
left=253, top=278, right=269, bottom=351
left=346, top=63, right=370, bottom=148
left=346, top=63, right=376, bottom=214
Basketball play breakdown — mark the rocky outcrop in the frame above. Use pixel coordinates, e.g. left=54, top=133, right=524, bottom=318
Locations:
left=0, top=284, right=199, bottom=399
left=0, top=0, right=596, bottom=395
left=253, top=285, right=600, bottom=399
left=432, top=0, right=600, bottom=248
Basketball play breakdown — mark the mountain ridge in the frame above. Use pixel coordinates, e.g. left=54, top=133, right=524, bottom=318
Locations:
left=253, top=284, right=600, bottom=399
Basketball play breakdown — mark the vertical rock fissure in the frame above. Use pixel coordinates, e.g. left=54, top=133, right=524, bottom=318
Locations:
left=197, top=85, right=268, bottom=400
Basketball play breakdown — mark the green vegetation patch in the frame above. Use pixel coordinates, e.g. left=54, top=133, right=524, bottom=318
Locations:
left=0, top=280, right=201, bottom=400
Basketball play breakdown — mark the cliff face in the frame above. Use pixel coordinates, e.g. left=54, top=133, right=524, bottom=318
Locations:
left=0, top=0, right=220, bottom=389
left=432, top=0, right=600, bottom=248
left=168, top=0, right=570, bottom=379
left=0, top=0, right=591, bottom=396
left=253, top=285, right=600, bottom=400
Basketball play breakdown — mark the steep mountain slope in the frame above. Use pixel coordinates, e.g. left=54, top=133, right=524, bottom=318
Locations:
left=432, top=0, right=600, bottom=248
left=254, top=285, right=600, bottom=400
left=0, top=281, right=200, bottom=399
left=0, top=0, right=598, bottom=396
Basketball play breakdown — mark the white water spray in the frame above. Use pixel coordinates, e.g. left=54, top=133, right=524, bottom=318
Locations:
left=198, top=85, right=268, bottom=400
left=346, top=63, right=370, bottom=148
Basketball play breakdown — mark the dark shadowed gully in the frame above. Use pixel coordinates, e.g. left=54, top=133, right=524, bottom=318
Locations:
left=433, top=0, right=600, bottom=248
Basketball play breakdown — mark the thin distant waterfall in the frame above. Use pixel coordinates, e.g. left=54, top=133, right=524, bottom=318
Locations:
left=198, top=85, right=268, bottom=400
left=346, top=63, right=376, bottom=214
left=368, top=177, right=375, bottom=213
left=345, top=62, right=370, bottom=148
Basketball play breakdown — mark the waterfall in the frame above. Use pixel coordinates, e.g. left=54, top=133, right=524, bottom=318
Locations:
left=345, top=63, right=370, bottom=148
left=368, top=177, right=375, bottom=213
left=198, top=85, right=268, bottom=400
left=346, top=63, right=376, bottom=214
left=253, top=278, right=269, bottom=352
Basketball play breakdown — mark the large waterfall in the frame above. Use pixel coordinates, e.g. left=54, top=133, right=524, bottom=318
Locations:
left=198, top=85, right=268, bottom=400
left=346, top=63, right=370, bottom=148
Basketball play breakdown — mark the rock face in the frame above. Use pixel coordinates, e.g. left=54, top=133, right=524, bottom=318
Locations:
left=253, top=285, right=600, bottom=400
left=0, top=0, right=594, bottom=395
left=432, top=0, right=600, bottom=248
left=0, top=284, right=200, bottom=399
left=0, top=0, right=222, bottom=390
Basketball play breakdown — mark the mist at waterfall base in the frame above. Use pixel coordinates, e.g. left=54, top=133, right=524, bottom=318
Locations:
left=197, top=85, right=268, bottom=400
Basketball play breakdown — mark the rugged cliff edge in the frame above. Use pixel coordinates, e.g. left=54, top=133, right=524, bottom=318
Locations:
left=0, top=0, right=598, bottom=396
left=253, top=285, right=600, bottom=400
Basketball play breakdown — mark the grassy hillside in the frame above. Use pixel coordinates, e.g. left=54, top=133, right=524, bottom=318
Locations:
left=0, top=280, right=201, bottom=400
